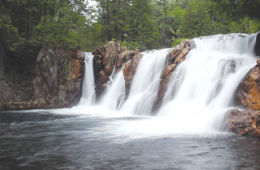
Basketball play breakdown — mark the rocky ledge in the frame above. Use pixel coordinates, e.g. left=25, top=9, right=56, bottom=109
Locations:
left=0, top=48, right=85, bottom=110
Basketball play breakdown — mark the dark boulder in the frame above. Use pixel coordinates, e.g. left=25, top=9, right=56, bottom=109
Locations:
left=255, top=32, right=260, bottom=56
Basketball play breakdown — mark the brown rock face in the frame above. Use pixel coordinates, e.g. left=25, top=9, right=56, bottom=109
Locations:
left=1, top=47, right=85, bottom=110
left=153, top=40, right=191, bottom=111
left=33, top=48, right=58, bottom=101
left=236, top=60, right=260, bottom=110
left=93, top=41, right=123, bottom=99
left=33, top=48, right=85, bottom=108
left=225, top=59, right=260, bottom=137
left=92, top=41, right=142, bottom=100
left=123, top=53, right=142, bottom=96
left=224, top=109, right=260, bottom=137
left=116, top=50, right=138, bottom=71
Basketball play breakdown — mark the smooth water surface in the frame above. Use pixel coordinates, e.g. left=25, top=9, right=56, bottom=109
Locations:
left=0, top=111, right=259, bottom=170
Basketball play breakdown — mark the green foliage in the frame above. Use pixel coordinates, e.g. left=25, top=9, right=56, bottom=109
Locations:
left=172, top=38, right=187, bottom=47
left=1, top=0, right=260, bottom=55
left=230, top=17, right=260, bottom=33
left=35, top=5, right=87, bottom=48
left=179, top=0, right=213, bottom=38
left=0, top=0, right=90, bottom=58
left=95, top=0, right=159, bottom=50
left=120, top=41, right=141, bottom=50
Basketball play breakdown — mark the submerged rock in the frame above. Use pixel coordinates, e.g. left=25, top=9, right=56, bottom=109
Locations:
left=153, top=40, right=191, bottom=111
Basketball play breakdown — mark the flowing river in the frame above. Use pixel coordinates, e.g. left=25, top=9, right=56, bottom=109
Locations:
left=0, top=110, right=260, bottom=170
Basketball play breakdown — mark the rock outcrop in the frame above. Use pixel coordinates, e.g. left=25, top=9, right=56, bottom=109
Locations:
left=32, top=48, right=85, bottom=108
left=224, top=109, right=260, bottom=137
left=236, top=59, right=260, bottom=110
left=0, top=47, right=85, bottom=110
left=153, top=40, right=191, bottom=111
left=225, top=59, right=260, bottom=137
left=93, top=41, right=123, bottom=99
left=92, top=41, right=142, bottom=99
left=122, top=52, right=142, bottom=96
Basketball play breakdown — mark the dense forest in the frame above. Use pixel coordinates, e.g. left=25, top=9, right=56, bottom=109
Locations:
left=1, top=0, right=260, bottom=56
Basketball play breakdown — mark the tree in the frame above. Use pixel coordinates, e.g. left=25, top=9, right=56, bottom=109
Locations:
left=179, top=0, right=213, bottom=38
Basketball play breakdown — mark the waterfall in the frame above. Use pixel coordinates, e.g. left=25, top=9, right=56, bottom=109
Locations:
left=79, top=52, right=96, bottom=105
left=100, top=69, right=126, bottom=110
left=158, top=33, right=257, bottom=133
left=120, top=49, right=170, bottom=115
left=77, top=33, right=257, bottom=134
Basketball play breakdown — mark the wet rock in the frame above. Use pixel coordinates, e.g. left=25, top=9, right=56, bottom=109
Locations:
left=236, top=59, right=260, bottom=110
left=92, top=41, right=142, bottom=99
left=116, top=50, right=137, bottom=71
left=167, top=40, right=191, bottom=65
left=153, top=40, right=191, bottom=111
left=224, top=108, right=260, bottom=138
left=93, top=41, right=123, bottom=99
left=104, top=41, right=122, bottom=74
left=231, top=59, right=260, bottom=138
left=123, top=53, right=142, bottom=96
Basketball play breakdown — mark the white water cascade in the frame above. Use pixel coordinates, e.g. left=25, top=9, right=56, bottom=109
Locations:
left=79, top=52, right=96, bottom=105
left=120, top=49, right=171, bottom=115
left=157, top=33, right=257, bottom=133
left=100, top=69, right=126, bottom=110
left=77, top=33, right=257, bottom=136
